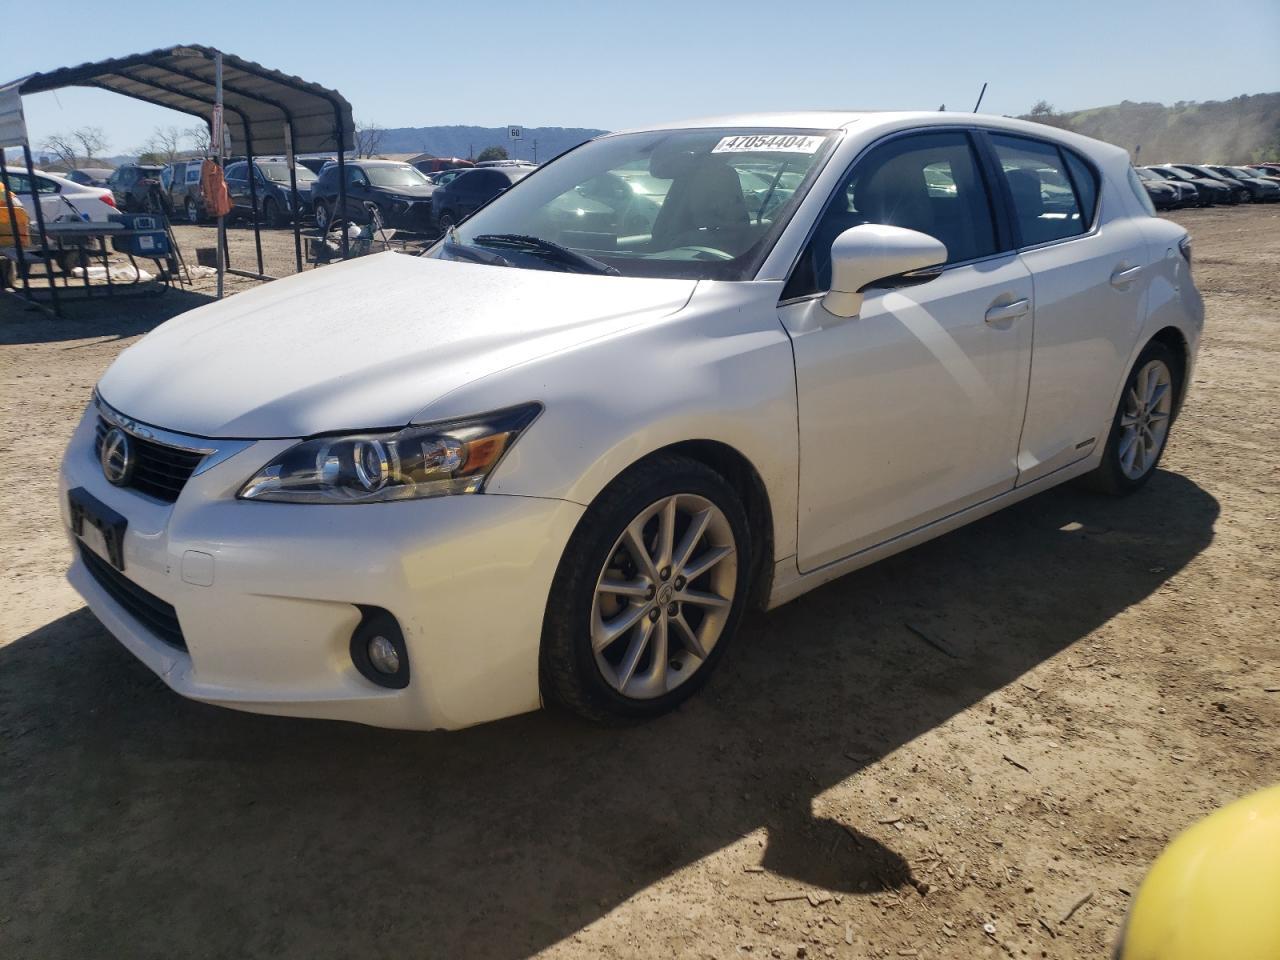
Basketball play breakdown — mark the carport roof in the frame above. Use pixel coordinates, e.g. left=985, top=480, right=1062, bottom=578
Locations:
left=5, top=45, right=354, bottom=156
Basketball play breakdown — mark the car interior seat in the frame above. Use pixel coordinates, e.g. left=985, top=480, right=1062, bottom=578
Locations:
left=649, top=149, right=750, bottom=250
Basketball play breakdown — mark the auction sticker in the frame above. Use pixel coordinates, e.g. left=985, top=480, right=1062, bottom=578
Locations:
left=712, top=134, right=823, bottom=154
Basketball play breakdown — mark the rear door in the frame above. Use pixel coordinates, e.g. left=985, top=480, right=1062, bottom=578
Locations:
left=224, top=162, right=249, bottom=212
left=779, top=129, right=1034, bottom=571
left=983, top=133, right=1150, bottom=485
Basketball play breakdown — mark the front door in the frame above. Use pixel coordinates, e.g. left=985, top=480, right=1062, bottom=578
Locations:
left=780, top=129, right=1034, bottom=572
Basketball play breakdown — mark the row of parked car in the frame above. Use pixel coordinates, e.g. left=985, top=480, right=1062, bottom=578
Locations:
left=121, top=155, right=534, bottom=234
left=1135, top=162, right=1280, bottom=209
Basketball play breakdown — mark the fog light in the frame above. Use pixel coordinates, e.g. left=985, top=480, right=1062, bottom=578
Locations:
left=367, top=635, right=400, bottom=674
left=350, top=607, right=410, bottom=689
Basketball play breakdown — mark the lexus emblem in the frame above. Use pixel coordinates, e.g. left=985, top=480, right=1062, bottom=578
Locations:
left=100, top=427, right=134, bottom=486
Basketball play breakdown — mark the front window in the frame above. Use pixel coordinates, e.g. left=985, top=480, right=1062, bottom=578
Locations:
left=437, top=128, right=839, bottom=280
left=365, top=164, right=431, bottom=188
left=258, top=161, right=317, bottom=184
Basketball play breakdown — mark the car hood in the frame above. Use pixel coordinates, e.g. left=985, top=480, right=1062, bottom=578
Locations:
left=374, top=184, right=435, bottom=199
left=97, top=252, right=696, bottom=438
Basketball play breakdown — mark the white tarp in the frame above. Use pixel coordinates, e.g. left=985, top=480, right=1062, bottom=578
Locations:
left=0, top=79, right=30, bottom=149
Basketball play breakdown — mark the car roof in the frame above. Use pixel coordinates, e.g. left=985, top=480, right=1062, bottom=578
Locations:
left=352, top=159, right=417, bottom=167
left=607, top=110, right=1130, bottom=164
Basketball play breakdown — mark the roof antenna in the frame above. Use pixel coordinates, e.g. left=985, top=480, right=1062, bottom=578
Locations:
left=973, top=82, right=988, bottom=113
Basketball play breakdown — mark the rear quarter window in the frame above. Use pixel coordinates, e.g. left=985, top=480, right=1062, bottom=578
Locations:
left=1063, top=150, right=1099, bottom=229
left=1127, top=167, right=1157, bottom=216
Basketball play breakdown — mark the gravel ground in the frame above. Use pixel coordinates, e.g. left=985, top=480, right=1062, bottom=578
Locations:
left=1, top=207, right=1277, bottom=960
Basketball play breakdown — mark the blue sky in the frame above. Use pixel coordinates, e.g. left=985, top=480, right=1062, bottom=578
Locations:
left=7, top=0, right=1279, bottom=156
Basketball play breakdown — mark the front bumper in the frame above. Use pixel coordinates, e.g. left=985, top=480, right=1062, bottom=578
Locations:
left=381, top=199, right=434, bottom=231
left=59, top=405, right=583, bottom=730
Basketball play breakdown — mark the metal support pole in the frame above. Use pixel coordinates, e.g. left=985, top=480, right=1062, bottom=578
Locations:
left=333, top=102, right=349, bottom=260
left=285, top=121, right=302, bottom=272
left=22, top=144, right=59, bottom=316
left=244, top=125, right=264, bottom=277
left=0, top=163, right=32, bottom=301
left=215, top=51, right=225, bottom=299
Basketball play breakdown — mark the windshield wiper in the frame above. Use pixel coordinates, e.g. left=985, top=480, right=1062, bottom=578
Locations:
left=440, top=229, right=513, bottom=267
left=472, top=234, right=620, bottom=276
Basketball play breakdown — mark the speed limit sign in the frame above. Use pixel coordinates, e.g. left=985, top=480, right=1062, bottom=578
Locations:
left=508, top=125, right=523, bottom=141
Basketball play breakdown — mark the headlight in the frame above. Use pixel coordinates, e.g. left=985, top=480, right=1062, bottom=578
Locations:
left=238, top=403, right=540, bottom=503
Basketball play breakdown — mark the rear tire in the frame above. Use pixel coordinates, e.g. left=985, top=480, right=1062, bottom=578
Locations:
left=1079, top=341, right=1181, bottom=495
left=264, top=198, right=286, bottom=228
left=540, top=455, right=752, bottom=723
left=437, top=209, right=457, bottom=232
left=185, top=196, right=201, bottom=223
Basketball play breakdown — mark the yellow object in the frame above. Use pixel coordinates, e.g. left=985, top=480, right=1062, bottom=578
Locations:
left=1117, top=784, right=1280, bottom=960
left=0, top=182, right=31, bottom=246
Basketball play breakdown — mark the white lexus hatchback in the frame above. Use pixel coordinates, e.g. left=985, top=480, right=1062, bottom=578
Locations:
left=61, top=112, right=1202, bottom=730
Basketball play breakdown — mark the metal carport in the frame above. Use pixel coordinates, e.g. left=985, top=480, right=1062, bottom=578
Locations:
left=1, top=44, right=355, bottom=307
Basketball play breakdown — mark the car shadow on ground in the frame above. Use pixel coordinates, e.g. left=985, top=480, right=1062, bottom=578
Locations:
left=0, top=470, right=1218, bottom=959
left=0, top=284, right=217, bottom=345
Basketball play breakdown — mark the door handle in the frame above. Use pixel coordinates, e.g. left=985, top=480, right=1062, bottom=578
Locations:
left=984, top=298, right=1031, bottom=326
left=1110, top=264, right=1142, bottom=287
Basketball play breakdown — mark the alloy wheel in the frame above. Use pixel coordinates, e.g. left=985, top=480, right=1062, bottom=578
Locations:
left=186, top=197, right=199, bottom=222
left=590, top=494, right=738, bottom=700
left=1118, top=359, right=1173, bottom=480
left=315, top=202, right=329, bottom=230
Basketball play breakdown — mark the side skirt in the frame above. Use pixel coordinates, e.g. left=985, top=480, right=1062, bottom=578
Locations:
left=766, top=453, right=1101, bottom=610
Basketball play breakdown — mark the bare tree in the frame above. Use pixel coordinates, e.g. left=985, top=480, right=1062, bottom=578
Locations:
left=71, top=126, right=109, bottom=164
left=141, top=125, right=186, bottom=165
left=42, top=133, right=80, bottom=169
left=185, top=124, right=212, bottom=155
left=354, top=120, right=386, bottom=158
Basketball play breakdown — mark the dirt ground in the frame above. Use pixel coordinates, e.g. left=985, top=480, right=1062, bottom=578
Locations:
left=1, top=208, right=1277, bottom=960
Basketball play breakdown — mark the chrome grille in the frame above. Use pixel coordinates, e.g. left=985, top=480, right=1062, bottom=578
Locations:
left=94, top=417, right=205, bottom=503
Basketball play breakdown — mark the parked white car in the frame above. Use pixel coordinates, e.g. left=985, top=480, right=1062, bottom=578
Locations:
left=60, top=111, right=1202, bottom=730
left=3, top=166, right=118, bottom=226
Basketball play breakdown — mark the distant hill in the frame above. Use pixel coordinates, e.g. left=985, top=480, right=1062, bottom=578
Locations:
left=374, top=125, right=608, bottom=162
left=1021, top=93, right=1280, bottom=163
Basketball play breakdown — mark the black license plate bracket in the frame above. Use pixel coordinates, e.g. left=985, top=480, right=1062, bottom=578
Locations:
left=68, top=487, right=128, bottom=570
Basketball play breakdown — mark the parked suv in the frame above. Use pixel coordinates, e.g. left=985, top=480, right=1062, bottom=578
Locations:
left=162, top=159, right=208, bottom=222
left=62, top=112, right=1202, bottom=731
left=107, top=164, right=166, bottom=213
left=430, top=165, right=530, bottom=229
left=310, top=159, right=435, bottom=231
left=224, top=159, right=317, bottom=226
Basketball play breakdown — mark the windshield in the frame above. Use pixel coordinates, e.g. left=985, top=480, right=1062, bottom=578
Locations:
left=259, top=162, right=317, bottom=184
left=366, top=164, right=431, bottom=188
left=1229, top=167, right=1256, bottom=179
left=1155, top=167, right=1193, bottom=181
left=437, top=128, right=839, bottom=280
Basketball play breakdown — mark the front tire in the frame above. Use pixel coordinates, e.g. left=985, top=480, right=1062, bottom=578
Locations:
left=314, top=201, right=330, bottom=231
left=1080, top=341, right=1180, bottom=495
left=185, top=196, right=201, bottom=223
left=541, top=455, right=752, bottom=722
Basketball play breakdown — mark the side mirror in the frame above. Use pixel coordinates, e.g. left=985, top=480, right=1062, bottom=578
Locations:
left=822, top=224, right=948, bottom=319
